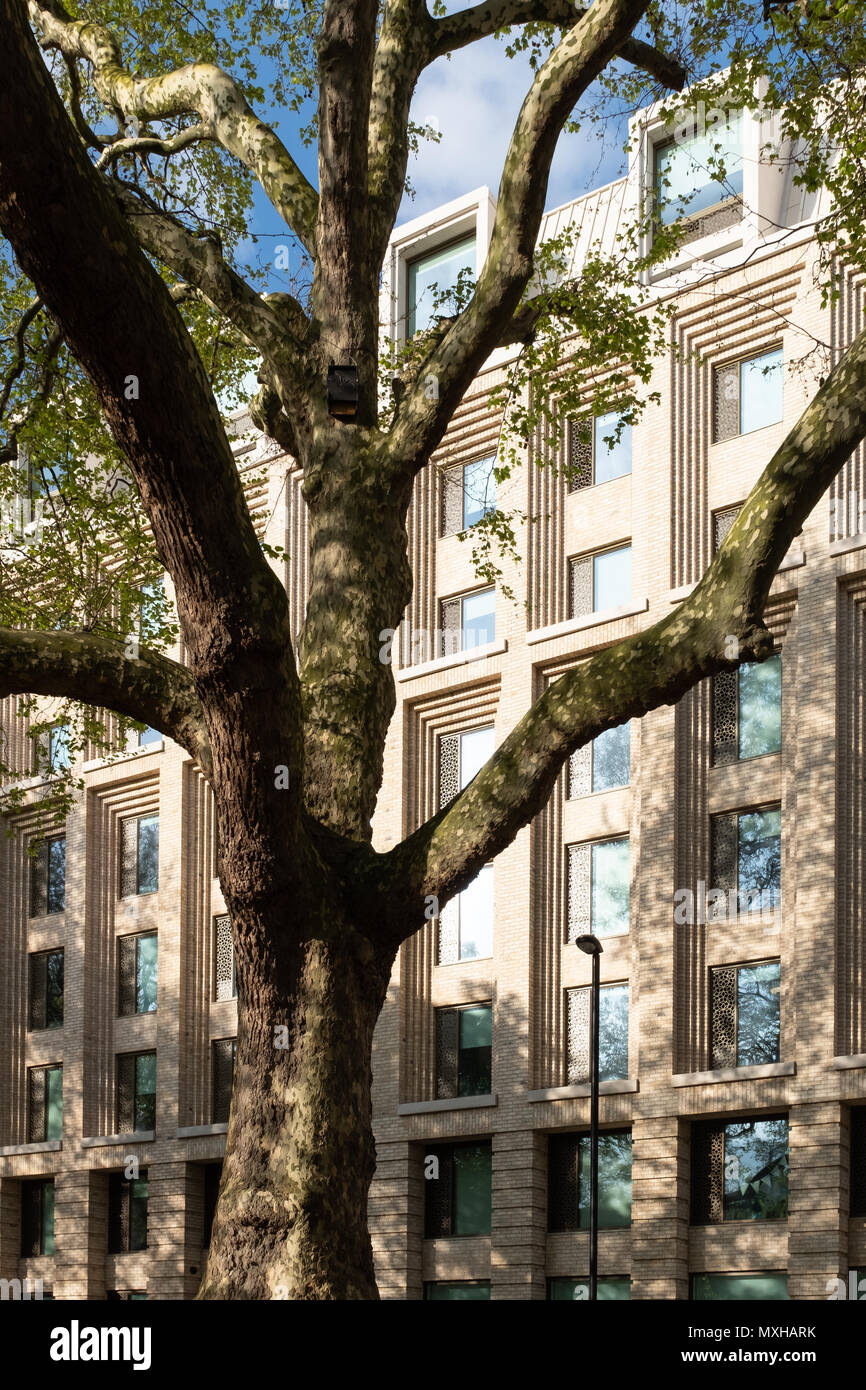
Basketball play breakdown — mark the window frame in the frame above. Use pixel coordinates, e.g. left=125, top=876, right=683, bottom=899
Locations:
left=568, top=543, right=633, bottom=619
left=423, top=1140, right=493, bottom=1239
left=118, top=931, right=159, bottom=1016
left=120, top=813, right=159, bottom=898
left=29, top=835, right=66, bottom=918
left=566, top=411, right=633, bottom=492
left=567, top=835, right=631, bottom=941
left=567, top=721, right=631, bottom=798
left=435, top=1001, right=493, bottom=1099
left=28, top=947, right=64, bottom=1031
left=566, top=981, right=630, bottom=1085
left=710, top=959, right=781, bottom=1069
left=406, top=232, right=476, bottom=339
left=117, top=1050, right=157, bottom=1134
left=712, top=345, right=784, bottom=444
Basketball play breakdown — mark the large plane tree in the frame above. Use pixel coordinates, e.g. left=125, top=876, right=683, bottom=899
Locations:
left=1, top=0, right=865, bottom=1298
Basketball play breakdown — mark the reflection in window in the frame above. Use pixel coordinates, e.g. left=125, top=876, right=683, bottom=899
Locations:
left=566, top=412, right=632, bottom=491
left=548, top=1130, right=633, bottom=1230
left=692, top=1116, right=788, bottom=1223
left=424, top=1142, right=492, bottom=1237
left=713, top=654, right=781, bottom=765
left=714, top=348, right=784, bottom=442
left=570, top=546, right=632, bottom=618
left=436, top=1003, right=493, bottom=1098
left=408, top=235, right=476, bottom=337
left=424, top=1281, right=491, bottom=1300
left=567, top=983, right=629, bottom=1084
left=655, top=113, right=743, bottom=226
left=549, top=1277, right=630, bottom=1300
left=711, top=961, right=780, bottom=1068
left=711, top=807, right=781, bottom=917
left=568, top=722, right=630, bottom=797
left=691, top=1273, right=789, bottom=1301
left=568, top=837, right=631, bottom=940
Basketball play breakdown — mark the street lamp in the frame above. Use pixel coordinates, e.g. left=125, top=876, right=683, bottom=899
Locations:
left=575, top=932, right=604, bottom=1301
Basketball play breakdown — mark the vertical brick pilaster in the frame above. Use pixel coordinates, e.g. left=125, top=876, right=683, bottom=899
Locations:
left=54, top=1169, right=107, bottom=1299
left=370, top=1139, right=423, bottom=1300
left=491, top=1129, right=546, bottom=1299
left=788, top=1101, right=847, bottom=1300
left=630, top=1114, right=689, bottom=1299
left=147, top=1159, right=201, bottom=1299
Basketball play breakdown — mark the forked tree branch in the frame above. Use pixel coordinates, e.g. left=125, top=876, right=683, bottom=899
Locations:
left=387, top=0, right=657, bottom=466
left=0, top=627, right=212, bottom=776
left=27, top=0, right=320, bottom=254
left=383, top=322, right=866, bottom=938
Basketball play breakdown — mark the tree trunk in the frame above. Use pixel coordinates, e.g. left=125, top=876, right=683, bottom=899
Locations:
left=198, top=900, right=396, bottom=1300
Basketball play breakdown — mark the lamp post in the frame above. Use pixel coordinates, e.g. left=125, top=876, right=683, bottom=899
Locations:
left=576, top=932, right=603, bottom=1301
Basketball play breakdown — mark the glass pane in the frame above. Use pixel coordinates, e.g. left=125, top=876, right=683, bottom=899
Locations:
left=591, top=839, right=630, bottom=937
left=134, top=1053, right=157, bottom=1131
left=655, top=114, right=744, bottom=225
left=425, top=1281, right=491, bottom=1300
left=458, top=865, right=493, bottom=961
left=460, top=726, right=494, bottom=789
left=453, top=1144, right=492, bottom=1236
left=47, top=838, right=65, bottom=914
left=49, top=723, right=71, bottom=772
left=723, top=1118, right=788, bottom=1221
left=740, top=348, right=783, bottom=434
left=458, top=1005, right=492, bottom=1096
left=407, top=234, right=475, bottom=337
left=136, top=934, right=158, bottom=1014
left=592, top=723, right=630, bottom=791
left=737, top=962, right=781, bottom=1065
left=738, top=808, right=781, bottom=913
left=578, top=1131, right=632, bottom=1228
left=42, top=1181, right=55, bottom=1256
left=46, top=1066, right=63, bottom=1141
left=130, top=1178, right=148, bottom=1252
left=738, top=654, right=781, bottom=759
left=594, top=412, right=632, bottom=484
left=599, top=984, right=629, bottom=1082
left=137, top=816, right=159, bottom=894
left=593, top=546, right=632, bottom=612
left=138, top=726, right=162, bottom=747
left=692, top=1273, right=789, bottom=1301
left=549, top=1277, right=630, bottom=1301
left=463, top=456, right=496, bottom=529
left=461, top=589, right=495, bottom=649
left=46, top=950, right=64, bottom=1028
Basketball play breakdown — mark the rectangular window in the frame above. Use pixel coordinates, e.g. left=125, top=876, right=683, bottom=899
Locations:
left=214, top=915, right=237, bottom=1000
left=710, top=961, right=780, bottom=1068
left=567, top=411, right=632, bottom=492
left=408, top=234, right=475, bottom=338
left=567, top=837, right=630, bottom=941
left=108, top=1171, right=149, bottom=1253
left=568, top=722, right=630, bottom=797
left=566, top=983, right=629, bottom=1085
left=48, top=722, right=71, bottom=774
left=436, top=1003, right=493, bottom=1099
left=424, top=1142, right=492, bottom=1238
left=20, top=1179, right=55, bottom=1256
left=691, top=1273, right=789, bottom=1301
left=440, top=456, right=496, bottom=536
left=691, top=1116, right=789, bottom=1224
left=713, top=654, right=781, bottom=765
left=29, top=836, right=66, bottom=917
left=548, top=1130, right=633, bottom=1231
left=711, top=806, right=781, bottom=919
left=424, top=1281, right=491, bottom=1300
left=549, top=1277, right=630, bottom=1301
left=117, top=1051, right=156, bottom=1133
left=712, top=504, right=740, bottom=553
left=120, top=814, right=159, bottom=897
left=212, top=1039, right=237, bottom=1124
left=713, top=347, right=784, bottom=443
left=28, top=1064, right=63, bottom=1143
left=28, top=949, right=64, bottom=1031
left=851, top=1108, right=866, bottom=1217
left=437, top=727, right=495, bottom=964
left=118, top=933, right=158, bottom=1015
left=439, top=587, right=495, bottom=656
left=654, top=113, right=743, bottom=240
left=569, top=545, right=632, bottom=619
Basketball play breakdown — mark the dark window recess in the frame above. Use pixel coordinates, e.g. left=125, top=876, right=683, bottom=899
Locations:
left=202, top=1163, right=223, bottom=1247
left=29, top=949, right=64, bottom=1030
left=28, top=1064, right=62, bottom=1143
left=21, top=1179, right=55, bottom=1257
left=435, top=1004, right=492, bottom=1099
left=424, top=1142, right=492, bottom=1238
left=29, top=836, right=66, bottom=917
left=108, top=1171, right=149, bottom=1253
left=851, top=1108, right=866, bottom=1217
left=117, top=1051, right=156, bottom=1133
left=212, top=1039, right=237, bottom=1123
left=691, top=1117, right=789, bottom=1224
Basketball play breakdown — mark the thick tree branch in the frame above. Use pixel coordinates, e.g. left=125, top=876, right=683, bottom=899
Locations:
left=111, top=181, right=308, bottom=367
left=368, top=0, right=433, bottom=262
left=27, top=0, right=319, bottom=254
left=388, top=0, right=657, bottom=467
left=383, top=323, right=866, bottom=940
left=0, top=627, right=212, bottom=777
left=429, top=0, right=685, bottom=90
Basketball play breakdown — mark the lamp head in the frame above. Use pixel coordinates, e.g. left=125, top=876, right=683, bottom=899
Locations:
left=575, top=933, right=603, bottom=956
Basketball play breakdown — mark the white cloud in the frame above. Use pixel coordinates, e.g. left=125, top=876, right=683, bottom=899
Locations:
left=402, top=36, right=625, bottom=223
